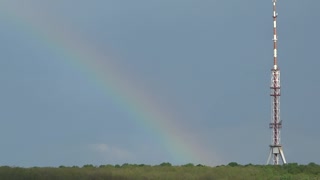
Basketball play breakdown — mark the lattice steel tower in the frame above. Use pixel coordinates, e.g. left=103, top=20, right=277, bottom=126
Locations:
left=267, top=0, right=287, bottom=165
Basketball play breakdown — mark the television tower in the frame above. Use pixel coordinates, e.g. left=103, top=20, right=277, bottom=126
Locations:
left=267, top=0, right=287, bottom=165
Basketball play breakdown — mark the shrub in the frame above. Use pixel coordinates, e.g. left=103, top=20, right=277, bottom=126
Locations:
left=228, top=162, right=239, bottom=167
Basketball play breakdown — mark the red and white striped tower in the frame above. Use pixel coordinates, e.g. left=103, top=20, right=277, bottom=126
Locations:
left=267, top=0, right=287, bottom=165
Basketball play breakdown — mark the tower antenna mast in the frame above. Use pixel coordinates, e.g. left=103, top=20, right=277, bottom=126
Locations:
left=267, top=0, right=287, bottom=165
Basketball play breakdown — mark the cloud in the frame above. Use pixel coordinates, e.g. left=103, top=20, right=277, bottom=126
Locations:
left=89, top=143, right=133, bottom=160
left=91, top=143, right=109, bottom=153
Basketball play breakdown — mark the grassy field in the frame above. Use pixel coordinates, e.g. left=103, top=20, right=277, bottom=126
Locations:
left=0, top=162, right=319, bottom=179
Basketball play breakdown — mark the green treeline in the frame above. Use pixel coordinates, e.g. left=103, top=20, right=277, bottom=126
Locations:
left=0, top=162, right=320, bottom=180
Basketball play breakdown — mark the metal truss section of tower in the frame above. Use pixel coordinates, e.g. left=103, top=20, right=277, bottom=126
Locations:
left=270, top=69, right=281, bottom=146
left=268, top=68, right=286, bottom=165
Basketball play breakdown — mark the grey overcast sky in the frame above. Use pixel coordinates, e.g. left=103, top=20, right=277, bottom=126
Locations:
left=0, top=0, right=319, bottom=167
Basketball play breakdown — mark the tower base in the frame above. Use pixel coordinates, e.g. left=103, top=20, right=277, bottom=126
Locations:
left=267, top=145, right=287, bottom=165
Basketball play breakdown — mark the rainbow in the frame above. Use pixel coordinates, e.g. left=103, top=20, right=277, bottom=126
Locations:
left=0, top=2, right=219, bottom=165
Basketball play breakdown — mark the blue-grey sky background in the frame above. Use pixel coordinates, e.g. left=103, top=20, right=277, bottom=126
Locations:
left=0, top=0, right=319, bottom=167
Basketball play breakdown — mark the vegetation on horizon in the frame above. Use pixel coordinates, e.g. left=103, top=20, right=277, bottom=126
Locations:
left=0, top=162, right=319, bottom=179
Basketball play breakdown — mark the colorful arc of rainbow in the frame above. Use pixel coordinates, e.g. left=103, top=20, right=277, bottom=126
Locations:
left=0, top=2, right=217, bottom=165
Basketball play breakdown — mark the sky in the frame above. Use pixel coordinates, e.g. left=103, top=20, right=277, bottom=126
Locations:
left=0, top=0, right=319, bottom=167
